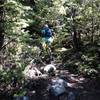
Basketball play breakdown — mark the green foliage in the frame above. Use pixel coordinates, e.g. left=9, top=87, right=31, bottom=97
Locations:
left=0, top=0, right=100, bottom=98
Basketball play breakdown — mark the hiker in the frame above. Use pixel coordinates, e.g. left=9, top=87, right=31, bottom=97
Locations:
left=41, top=24, right=54, bottom=48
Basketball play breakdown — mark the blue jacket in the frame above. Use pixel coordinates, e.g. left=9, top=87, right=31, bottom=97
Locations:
left=42, top=27, right=52, bottom=37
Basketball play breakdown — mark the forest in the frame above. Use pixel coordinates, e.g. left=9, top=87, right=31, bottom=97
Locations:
left=0, top=0, right=100, bottom=100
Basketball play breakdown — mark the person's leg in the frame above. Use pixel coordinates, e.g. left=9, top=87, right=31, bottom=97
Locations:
left=42, top=38, right=46, bottom=49
left=47, top=37, right=54, bottom=61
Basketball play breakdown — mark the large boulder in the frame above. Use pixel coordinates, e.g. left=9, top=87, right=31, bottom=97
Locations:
left=49, top=78, right=68, bottom=96
left=23, top=60, right=42, bottom=79
left=49, top=77, right=76, bottom=100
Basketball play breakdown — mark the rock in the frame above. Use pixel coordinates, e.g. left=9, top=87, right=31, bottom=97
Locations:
left=23, top=67, right=42, bottom=78
left=23, top=96, right=29, bottom=100
left=41, top=74, right=48, bottom=78
left=23, top=60, right=42, bottom=79
left=79, top=77, right=85, bottom=81
left=44, top=64, right=56, bottom=74
left=68, top=92, right=76, bottom=100
left=59, top=93, right=68, bottom=100
left=49, top=78, right=68, bottom=96
left=23, top=66, right=42, bottom=78
left=68, top=82, right=79, bottom=88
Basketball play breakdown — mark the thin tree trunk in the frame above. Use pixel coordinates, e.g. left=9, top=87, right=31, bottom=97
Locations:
left=72, top=25, right=80, bottom=51
left=71, top=7, right=81, bottom=51
left=0, top=0, right=4, bottom=49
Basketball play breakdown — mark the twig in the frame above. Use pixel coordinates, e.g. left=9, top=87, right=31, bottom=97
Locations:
left=0, top=38, right=16, bottom=51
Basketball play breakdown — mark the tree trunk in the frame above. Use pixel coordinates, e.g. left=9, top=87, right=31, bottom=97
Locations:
left=71, top=7, right=81, bottom=51
left=72, top=25, right=81, bottom=51
left=0, top=0, right=4, bottom=49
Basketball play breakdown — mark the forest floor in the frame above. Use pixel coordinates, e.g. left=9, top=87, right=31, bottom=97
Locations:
left=21, top=61, right=100, bottom=100
left=0, top=43, right=100, bottom=100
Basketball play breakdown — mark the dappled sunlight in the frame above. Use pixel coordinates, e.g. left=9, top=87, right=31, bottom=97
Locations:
left=0, top=0, right=100, bottom=99
left=55, top=47, right=68, bottom=52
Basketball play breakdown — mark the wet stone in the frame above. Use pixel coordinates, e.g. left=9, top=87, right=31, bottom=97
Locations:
left=49, top=78, right=68, bottom=96
left=44, top=64, right=56, bottom=74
